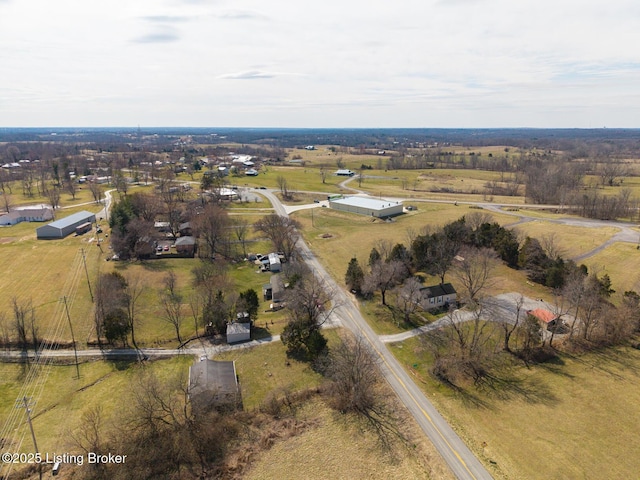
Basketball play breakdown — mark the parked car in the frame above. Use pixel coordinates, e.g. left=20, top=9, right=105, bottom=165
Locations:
left=156, top=245, right=163, bottom=252
left=163, top=245, right=170, bottom=251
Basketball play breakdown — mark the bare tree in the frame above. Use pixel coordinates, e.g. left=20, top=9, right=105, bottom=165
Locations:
left=45, top=183, right=62, bottom=211
left=325, top=335, right=380, bottom=415
left=231, top=217, right=249, bottom=258
left=1, top=191, right=11, bottom=213
left=276, top=175, right=291, bottom=200
left=124, top=274, right=146, bottom=354
left=464, top=211, right=494, bottom=231
left=69, top=406, right=104, bottom=456
left=452, top=247, right=498, bottom=304
left=363, top=260, right=407, bottom=306
left=88, top=181, right=103, bottom=203
left=254, top=214, right=300, bottom=262
left=540, top=232, right=565, bottom=261
left=159, top=272, right=184, bottom=344
left=319, top=167, right=327, bottom=184
left=393, top=277, right=423, bottom=325
left=192, top=203, right=229, bottom=259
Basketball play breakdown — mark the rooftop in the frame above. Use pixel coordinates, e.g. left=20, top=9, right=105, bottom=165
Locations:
left=330, top=196, right=402, bottom=210
left=46, top=210, right=95, bottom=229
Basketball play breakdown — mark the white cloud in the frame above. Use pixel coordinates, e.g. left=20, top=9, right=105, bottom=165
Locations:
left=0, top=0, right=638, bottom=127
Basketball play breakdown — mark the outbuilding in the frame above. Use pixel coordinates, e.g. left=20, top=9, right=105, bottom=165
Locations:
left=188, top=359, right=242, bottom=412
left=226, top=322, right=251, bottom=344
left=329, top=196, right=403, bottom=218
left=36, top=210, right=96, bottom=239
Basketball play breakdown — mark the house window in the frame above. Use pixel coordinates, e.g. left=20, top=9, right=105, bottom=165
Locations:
left=429, top=298, right=435, bottom=304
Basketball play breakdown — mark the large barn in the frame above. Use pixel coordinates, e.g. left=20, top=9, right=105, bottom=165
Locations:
left=36, top=210, right=96, bottom=239
left=329, top=196, right=403, bottom=218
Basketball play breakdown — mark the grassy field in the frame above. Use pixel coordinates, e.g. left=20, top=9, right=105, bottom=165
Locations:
left=509, top=221, right=620, bottom=260
left=582, top=243, right=640, bottom=294
left=292, top=204, right=514, bottom=287
left=389, top=338, right=640, bottom=480
left=0, top=356, right=193, bottom=457
left=1, top=332, right=451, bottom=480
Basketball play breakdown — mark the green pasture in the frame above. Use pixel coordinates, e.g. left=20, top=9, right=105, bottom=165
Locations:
left=390, top=338, right=640, bottom=480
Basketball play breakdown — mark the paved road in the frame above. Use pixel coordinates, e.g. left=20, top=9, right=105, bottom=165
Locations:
left=261, top=188, right=494, bottom=480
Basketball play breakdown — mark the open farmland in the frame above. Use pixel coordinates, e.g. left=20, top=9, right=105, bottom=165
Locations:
left=390, top=338, right=640, bottom=480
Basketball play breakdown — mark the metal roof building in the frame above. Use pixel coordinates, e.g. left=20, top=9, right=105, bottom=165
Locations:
left=188, top=359, right=241, bottom=412
left=329, top=196, right=403, bottom=218
left=36, top=210, right=96, bottom=239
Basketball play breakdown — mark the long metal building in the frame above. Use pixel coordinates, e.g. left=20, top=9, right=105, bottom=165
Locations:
left=36, top=210, right=96, bottom=239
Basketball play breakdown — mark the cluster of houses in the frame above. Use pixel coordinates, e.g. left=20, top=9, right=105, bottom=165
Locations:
left=200, top=154, right=260, bottom=177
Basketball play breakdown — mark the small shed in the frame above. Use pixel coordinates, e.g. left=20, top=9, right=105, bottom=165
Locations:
left=420, top=283, right=457, bottom=309
left=268, top=252, right=281, bottom=272
left=188, top=359, right=242, bottom=412
left=36, top=210, right=96, bottom=239
left=526, top=308, right=562, bottom=331
left=226, top=322, right=251, bottom=343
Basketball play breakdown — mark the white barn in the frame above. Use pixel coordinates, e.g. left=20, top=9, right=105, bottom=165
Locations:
left=36, top=210, right=96, bottom=239
left=329, top=196, right=403, bottom=218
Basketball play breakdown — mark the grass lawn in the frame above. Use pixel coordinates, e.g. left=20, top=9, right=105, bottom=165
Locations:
left=582, top=243, right=640, bottom=294
left=390, top=339, right=640, bottom=480
left=0, top=356, right=193, bottom=456
left=509, top=221, right=620, bottom=260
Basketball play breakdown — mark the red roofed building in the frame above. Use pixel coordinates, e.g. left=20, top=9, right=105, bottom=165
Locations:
left=526, top=308, right=561, bottom=331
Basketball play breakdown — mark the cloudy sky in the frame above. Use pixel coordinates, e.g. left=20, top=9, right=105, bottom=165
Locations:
left=1, top=0, right=639, bottom=128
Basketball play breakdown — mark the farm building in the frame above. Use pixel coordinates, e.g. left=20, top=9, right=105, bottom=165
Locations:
left=188, top=359, right=241, bottom=412
left=226, top=322, right=251, bottom=343
left=329, top=196, right=403, bottom=218
left=0, top=207, right=53, bottom=226
left=36, top=210, right=96, bottom=239
left=335, top=169, right=355, bottom=176
left=420, top=283, right=457, bottom=309
left=527, top=308, right=563, bottom=331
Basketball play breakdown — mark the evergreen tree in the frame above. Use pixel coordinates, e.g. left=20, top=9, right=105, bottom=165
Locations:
left=345, top=257, right=365, bottom=293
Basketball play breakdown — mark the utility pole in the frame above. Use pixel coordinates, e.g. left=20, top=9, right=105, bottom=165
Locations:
left=18, top=396, right=42, bottom=480
left=62, top=296, right=80, bottom=379
left=80, top=248, right=93, bottom=302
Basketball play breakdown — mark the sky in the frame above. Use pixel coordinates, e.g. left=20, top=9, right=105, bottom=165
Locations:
left=1, top=0, right=639, bottom=128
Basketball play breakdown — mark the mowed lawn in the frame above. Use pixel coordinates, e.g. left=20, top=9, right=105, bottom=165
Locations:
left=582, top=242, right=640, bottom=293
left=508, top=220, right=620, bottom=260
left=390, top=339, right=640, bottom=480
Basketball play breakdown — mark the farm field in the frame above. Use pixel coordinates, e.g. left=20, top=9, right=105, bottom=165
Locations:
left=390, top=338, right=640, bottom=480
left=582, top=242, right=640, bottom=294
